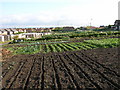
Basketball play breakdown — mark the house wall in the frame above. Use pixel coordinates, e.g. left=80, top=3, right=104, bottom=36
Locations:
left=7, top=31, right=14, bottom=35
left=0, top=31, right=2, bottom=34
left=18, top=33, right=43, bottom=39
left=0, top=36, right=4, bottom=42
left=0, top=31, right=52, bottom=41
left=26, top=34, right=34, bottom=38
left=0, top=35, right=10, bottom=42
left=0, top=31, right=8, bottom=35
left=18, top=34, right=25, bottom=39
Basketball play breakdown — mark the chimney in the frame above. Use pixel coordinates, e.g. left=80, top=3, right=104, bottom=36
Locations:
left=118, top=1, right=120, bottom=20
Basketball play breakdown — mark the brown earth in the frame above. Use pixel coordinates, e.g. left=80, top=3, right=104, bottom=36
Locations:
left=1, top=47, right=120, bottom=89
left=0, top=49, right=13, bottom=62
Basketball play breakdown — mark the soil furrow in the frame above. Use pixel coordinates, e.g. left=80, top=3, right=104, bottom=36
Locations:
left=62, top=54, right=101, bottom=89
left=3, top=61, right=26, bottom=89
left=76, top=52, right=120, bottom=84
left=40, top=56, right=45, bottom=90
left=2, top=62, right=20, bottom=79
left=73, top=53, right=120, bottom=89
left=53, top=54, right=75, bottom=89
left=58, top=54, right=80, bottom=89
left=7, top=59, right=33, bottom=89
left=67, top=53, right=115, bottom=89
left=51, top=56, right=62, bottom=90
left=2, top=46, right=119, bottom=89
left=26, top=57, right=42, bottom=89
left=80, top=52, right=120, bottom=77
left=43, top=55, right=56, bottom=89
left=22, top=59, right=36, bottom=89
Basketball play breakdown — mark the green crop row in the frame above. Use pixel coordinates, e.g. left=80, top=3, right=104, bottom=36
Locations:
left=11, top=31, right=119, bottom=43
left=7, top=38, right=119, bottom=55
left=84, top=38, right=119, bottom=48
left=7, top=45, right=42, bottom=55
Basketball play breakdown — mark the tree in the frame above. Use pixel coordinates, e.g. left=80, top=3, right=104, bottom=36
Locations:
left=108, top=25, right=111, bottom=29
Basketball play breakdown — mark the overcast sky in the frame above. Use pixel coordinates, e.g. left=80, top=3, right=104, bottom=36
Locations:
left=0, top=0, right=119, bottom=28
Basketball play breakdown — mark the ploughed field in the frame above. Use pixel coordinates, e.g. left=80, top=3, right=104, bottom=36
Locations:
left=2, top=47, right=120, bottom=89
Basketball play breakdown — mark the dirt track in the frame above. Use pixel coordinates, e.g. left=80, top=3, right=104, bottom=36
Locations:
left=2, top=47, right=120, bottom=89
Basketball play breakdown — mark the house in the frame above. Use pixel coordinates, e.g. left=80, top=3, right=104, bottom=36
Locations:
left=0, top=30, right=8, bottom=35
left=43, top=32, right=51, bottom=35
left=17, top=32, right=52, bottom=39
left=25, top=34, right=34, bottom=39
left=5, top=29, right=14, bottom=35
left=10, top=29, right=19, bottom=34
left=0, top=35, right=4, bottom=42
left=36, top=28, right=46, bottom=32
left=43, top=28, right=52, bottom=32
left=0, top=35, right=10, bottom=42
left=18, top=33, right=44, bottom=39
left=22, top=29, right=27, bottom=33
left=26, top=28, right=34, bottom=33
left=0, top=30, right=2, bottom=34
left=62, top=27, right=75, bottom=31
left=114, top=20, right=120, bottom=30
left=35, top=28, right=42, bottom=33
left=16, top=28, right=26, bottom=33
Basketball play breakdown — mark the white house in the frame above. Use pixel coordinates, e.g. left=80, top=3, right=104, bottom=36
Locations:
left=0, top=35, right=4, bottom=42
left=18, top=32, right=51, bottom=39
left=18, top=33, right=43, bottom=39
left=11, top=29, right=19, bottom=34
left=0, top=35, right=10, bottom=42
left=0, top=30, right=8, bottom=35
left=5, top=30, right=14, bottom=35
left=0, top=31, right=2, bottom=34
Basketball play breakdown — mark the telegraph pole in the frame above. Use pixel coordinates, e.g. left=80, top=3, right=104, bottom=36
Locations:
left=118, top=1, right=120, bottom=20
left=90, top=18, right=93, bottom=26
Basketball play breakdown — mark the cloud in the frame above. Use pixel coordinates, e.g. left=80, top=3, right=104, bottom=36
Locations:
left=0, top=0, right=81, bottom=3
left=0, top=0, right=119, bottom=28
left=0, top=12, right=68, bottom=27
left=0, top=3, right=116, bottom=28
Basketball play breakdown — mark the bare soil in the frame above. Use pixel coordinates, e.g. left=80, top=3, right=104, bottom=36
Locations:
left=1, top=47, right=120, bottom=89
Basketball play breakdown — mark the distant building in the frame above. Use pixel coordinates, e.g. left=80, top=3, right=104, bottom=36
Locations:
left=10, top=29, right=19, bottom=33
left=16, top=28, right=26, bottom=33
left=0, top=30, right=8, bottom=35
left=62, top=27, right=75, bottom=31
left=26, top=28, right=35, bottom=33
left=0, top=28, right=52, bottom=42
left=0, top=29, right=19, bottom=35
left=114, top=2, right=120, bottom=30
left=5, top=29, right=14, bottom=35
left=18, top=33, right=50, bottom=39
left=114, top=20, right=120, bottom=30
left=0, top=35, right=10, bottom=42
left=35, top=28, right=43, bottom=33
